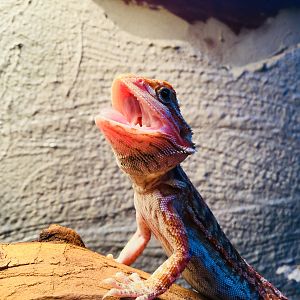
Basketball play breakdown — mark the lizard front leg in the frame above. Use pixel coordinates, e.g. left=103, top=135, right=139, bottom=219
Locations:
left=103, top=196, right=190, bottom=300
left=116, top=214, right=151, bottom=265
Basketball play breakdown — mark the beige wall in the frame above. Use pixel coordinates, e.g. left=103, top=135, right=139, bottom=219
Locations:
left=0, top=1, right=299, bottom=298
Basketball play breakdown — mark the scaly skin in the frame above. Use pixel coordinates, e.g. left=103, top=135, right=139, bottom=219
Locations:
left=95, top=74, right=287, bottom=300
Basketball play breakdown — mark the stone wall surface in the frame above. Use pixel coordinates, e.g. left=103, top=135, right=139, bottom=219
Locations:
left=0, top=0, right=299, bottom=298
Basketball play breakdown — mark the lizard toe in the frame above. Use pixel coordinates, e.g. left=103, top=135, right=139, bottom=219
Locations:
left=115, top=271, right=131, bottom=284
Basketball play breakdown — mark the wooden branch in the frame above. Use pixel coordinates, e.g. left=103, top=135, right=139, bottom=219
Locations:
left=0, top=225, right=203, bottom=299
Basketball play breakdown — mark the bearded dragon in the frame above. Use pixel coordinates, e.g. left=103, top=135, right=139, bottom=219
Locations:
left=95, top=74, right=287, bottom=300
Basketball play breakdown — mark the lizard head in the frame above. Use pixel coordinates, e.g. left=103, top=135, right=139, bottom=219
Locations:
left=95, top=74, right=195, bottom=177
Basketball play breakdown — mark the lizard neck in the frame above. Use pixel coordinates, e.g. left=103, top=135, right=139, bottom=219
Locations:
left=130, top=165, right=186, bottom=194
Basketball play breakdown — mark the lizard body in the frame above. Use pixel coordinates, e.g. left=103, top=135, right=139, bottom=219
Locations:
left=95, top=74, right=287, bottom=300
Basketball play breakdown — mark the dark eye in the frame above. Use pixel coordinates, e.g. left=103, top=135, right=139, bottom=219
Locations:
left=157, top=87, right=173, bottom=104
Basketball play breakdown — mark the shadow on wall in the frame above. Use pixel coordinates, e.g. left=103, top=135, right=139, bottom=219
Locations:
left=122, top=0, right=300, bottom=33
left=96, top=0, right=300, bottom=66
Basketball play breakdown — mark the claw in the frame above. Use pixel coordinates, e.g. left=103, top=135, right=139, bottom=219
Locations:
left=101, top=277, right=124, bottom=289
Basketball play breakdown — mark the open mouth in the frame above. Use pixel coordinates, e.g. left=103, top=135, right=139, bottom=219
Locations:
left=96, top=75, right=195, bottom=155
left=99, top=80, right=165, bottom=133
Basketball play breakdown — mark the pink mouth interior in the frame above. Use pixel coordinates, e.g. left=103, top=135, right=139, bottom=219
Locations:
left=103, top=81, right=164, bottom=131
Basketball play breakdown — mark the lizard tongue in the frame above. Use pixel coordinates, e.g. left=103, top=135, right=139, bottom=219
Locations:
left=99, top=108, right=129, bottom=125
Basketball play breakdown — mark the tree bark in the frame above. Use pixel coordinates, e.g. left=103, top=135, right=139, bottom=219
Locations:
left=0, top=225, right=203, bottom=300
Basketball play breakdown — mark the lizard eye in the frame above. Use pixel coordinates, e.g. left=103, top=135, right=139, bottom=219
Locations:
left=156, top=87, right=174, bottom=104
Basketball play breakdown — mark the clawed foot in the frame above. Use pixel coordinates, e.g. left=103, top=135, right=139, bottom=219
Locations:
left=102, top=272, right=163, bottom=300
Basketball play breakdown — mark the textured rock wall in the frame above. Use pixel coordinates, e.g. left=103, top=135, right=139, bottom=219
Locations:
left=0, top=0, right=299, bottom=298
